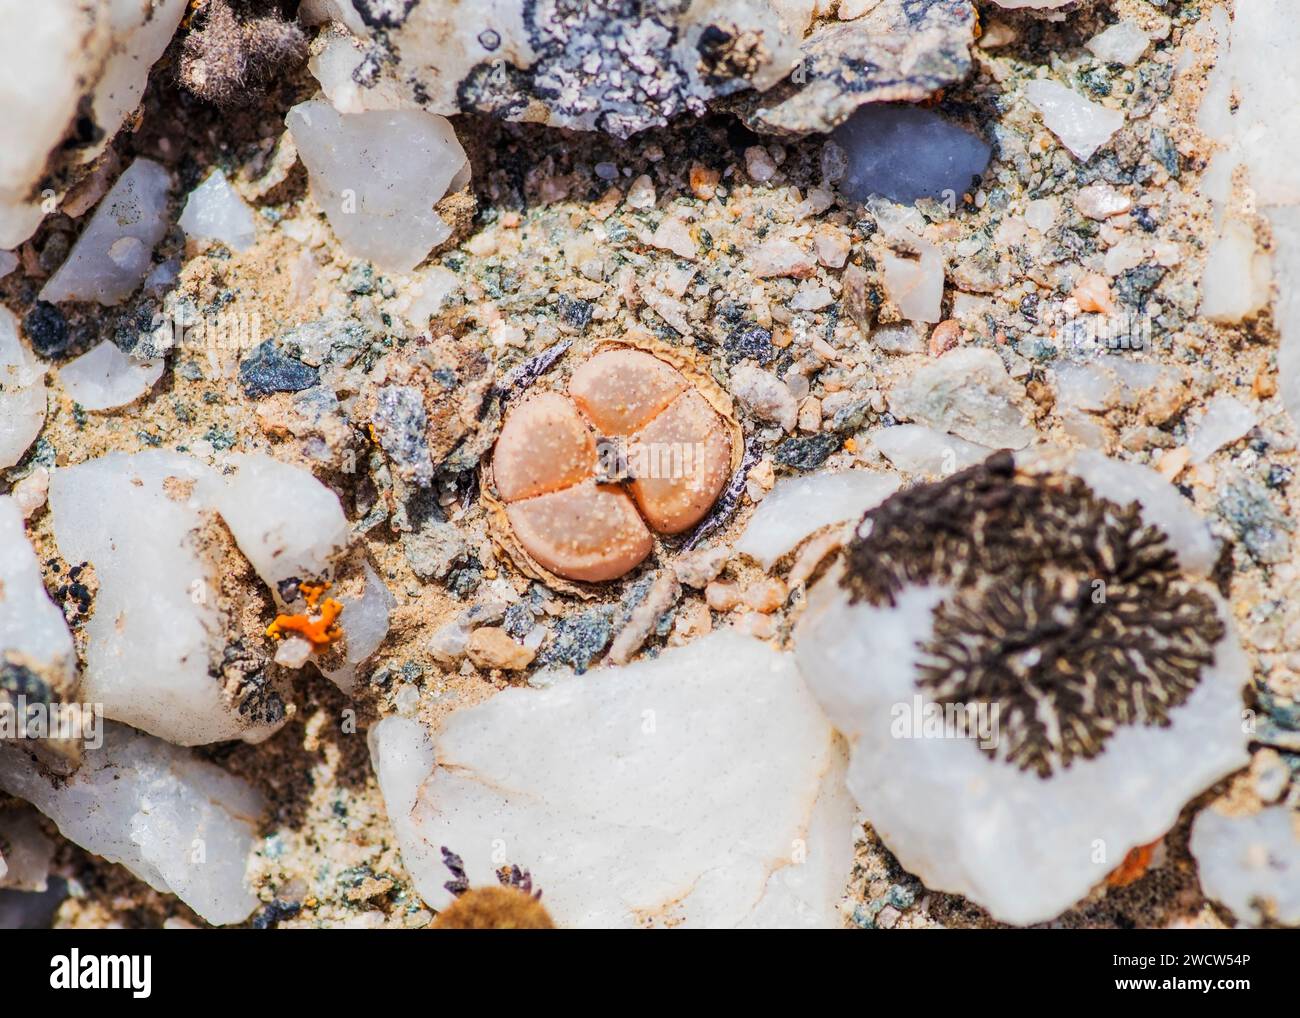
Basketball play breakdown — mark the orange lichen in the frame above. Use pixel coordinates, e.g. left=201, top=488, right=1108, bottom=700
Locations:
left=1106, top=839, right=1160, bottom=888
left=299, top=581, right=330, bottom=609
left=266, top=596, right=344, bottom=648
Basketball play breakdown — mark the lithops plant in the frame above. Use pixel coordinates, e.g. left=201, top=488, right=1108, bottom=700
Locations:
left=486, top=344, right=738, bottom=585
left=794, top=449, right=1251, bottom=925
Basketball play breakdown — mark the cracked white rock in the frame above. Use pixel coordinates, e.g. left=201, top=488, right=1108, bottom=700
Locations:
left=49, top=452, right=284, bottom=746
left=0, top=722, right=264, bottom=926
left=57, top=341, right=164, bottom=411
left=1191, top=805, right=1300, bottom=927
left=0, top=0, right=187, bottom=248
left=370, top=630, right=853, bottom=928
left=200, top=452, right=350, bottom=591
left=0, top=305, right=46, bottom=470
left=735, top=469, right=899, bottom=569
left=304, top=0, right=802, bottom=139
left=40, top=158, right=172, bottom=306
left=0, top=495, right=75, bottom=694
left=794, top=450, right=1250, bottom=925
left=285, top=100, right=467, bottom=273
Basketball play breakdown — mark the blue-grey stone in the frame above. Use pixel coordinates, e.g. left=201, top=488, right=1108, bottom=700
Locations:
left=238, top=340, right=319, bottom=397
left=833, top=104, right=991, bottom=205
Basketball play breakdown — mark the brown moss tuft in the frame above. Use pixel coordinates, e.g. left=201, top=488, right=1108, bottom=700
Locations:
left=179, top=0, right=307, bottom=107
left=430, top=886, right=555, bottom=930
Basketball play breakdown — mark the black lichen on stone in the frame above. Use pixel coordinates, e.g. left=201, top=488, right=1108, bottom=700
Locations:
left=842, top=452, right=1226, bottom=777
left=773, top=432, right=841, bottom=471
left=456, top=58, right=535, bottom=121
left=352, top=0, right=420, bottom=30
left=373, top=385, right=434, bottom=487
left=238, top=340, right=319, bottom=398
left=723, top=322, right=775, bottom=365
left=55, top=563, right=95, bottom=629
left=459, top=0, right=765, bottom=138
left=0, top=662, right=52, bottom=703
left=737, top=0, right=976, bottom=135
left=1113, top=264, right=1166, bottom=311
left=539, top=609, right=612, bottom=673
left=220, top=640, right=287, bottom=728
left=555, top=294, right=594, bottom=330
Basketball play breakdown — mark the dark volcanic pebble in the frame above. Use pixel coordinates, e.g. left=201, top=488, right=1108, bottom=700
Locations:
left=238, top=340, right=319, bottom=397
left=22, top=301, right=71, bottom=358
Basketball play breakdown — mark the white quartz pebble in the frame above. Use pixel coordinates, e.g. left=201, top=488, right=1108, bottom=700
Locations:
left=0, top=722, right=264, bottom=926
left=794, top=451, right=1250, bottom=925
left=0, top=1, right=186, bottom=248
left=0, top=495, right=75, bottom=691
left=1086, top=21, right=1150, bottom=67
left=1191, top=806, right=1300, bottom=927
left=41, top=159, right=171, bottom=306
left=881, top=245, right=944, bottom=323
left=0, top=306, right=46, bottom=469
left=730, top=364, right=798, bottom=432
left=1025, top=80, right=1125, bottom=162
left=735, top=470, right=900, bottom=568
left=200, top=452, right=350, bottom=590
left=370, top=631, right=854, bottom=928
left=48, top=452, right=281, bottom=746
left=179, top=169, right=257, bottom=252
left=285, top=100, right=467, bottom=272
left=58, top=341, right=163, bottom=411
left=1188, top=395, right=1256, bottom=463
left=873, top=423, right=991, bottom=475
left=318, top=561, right=395, bottom=694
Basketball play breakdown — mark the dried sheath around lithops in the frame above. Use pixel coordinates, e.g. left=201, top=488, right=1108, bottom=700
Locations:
left=794, top=449, right=1250, bottom=925
left=485, top=341, right=739, bottom=587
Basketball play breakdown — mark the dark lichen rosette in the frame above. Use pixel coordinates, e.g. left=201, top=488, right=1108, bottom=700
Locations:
left=794, top=450, right=1249, bottom=925
left=841, top=451, right=1225, bottom=778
